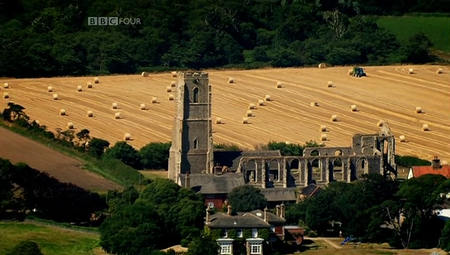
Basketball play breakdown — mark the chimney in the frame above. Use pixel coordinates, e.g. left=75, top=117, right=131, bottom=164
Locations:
left=227, top=205, right=232, bottom=216
left=276, top=205, right=280, bottom=217
left=205, top=208, right=210, bottom=223
left=185, top=172, right=190, bottom=188
left=280, top=203, right=285, bottom=219
left=264, top=207, right=269, bottom=223
left=432, top=156, right=441, bottom=169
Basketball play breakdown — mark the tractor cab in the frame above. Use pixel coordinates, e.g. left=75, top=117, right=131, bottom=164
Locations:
left=353, top=67, right=366, bottom=77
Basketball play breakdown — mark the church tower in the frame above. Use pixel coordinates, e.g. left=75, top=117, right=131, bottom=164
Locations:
left=168, top=72, right=214, bottom=181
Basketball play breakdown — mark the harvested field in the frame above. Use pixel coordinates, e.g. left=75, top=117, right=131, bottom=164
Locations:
left=0, top=128, right=120, bottom=191
left=1, top=65, right=449, bottom=162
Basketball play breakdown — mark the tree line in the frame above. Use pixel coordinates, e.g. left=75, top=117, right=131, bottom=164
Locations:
left=0, top=0, right=443, bottom=78
left=285, top=174, right=450, bottom=251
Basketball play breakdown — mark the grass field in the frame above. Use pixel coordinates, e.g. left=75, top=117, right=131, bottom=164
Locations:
left=377, top=16, right=450, bottom=53
left=0, top=222, right=105, bottom=255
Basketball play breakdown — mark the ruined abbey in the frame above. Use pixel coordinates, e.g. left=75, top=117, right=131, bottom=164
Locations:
left=168, top=72, right=397, bottom=194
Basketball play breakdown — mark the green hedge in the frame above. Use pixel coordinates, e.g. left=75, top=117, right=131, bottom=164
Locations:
left=395, top=155, right=431, bottom=168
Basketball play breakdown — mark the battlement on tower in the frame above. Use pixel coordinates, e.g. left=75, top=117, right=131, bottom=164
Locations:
left=181, top=72, right=208, bottom=78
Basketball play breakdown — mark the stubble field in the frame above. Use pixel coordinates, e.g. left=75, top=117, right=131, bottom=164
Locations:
left=1, top=65, right=449, bottom=162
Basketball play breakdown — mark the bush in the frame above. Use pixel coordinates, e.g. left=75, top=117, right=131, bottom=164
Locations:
left=395, top=155, right=431, bottom=168
left=139, top=142, right=171, bottom=170
left=104, top=141, right=141, bottom=169
left=7, top=241, right=43, bottom=255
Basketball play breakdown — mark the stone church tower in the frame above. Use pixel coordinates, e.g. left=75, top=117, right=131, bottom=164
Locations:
left=168, top=72, right=214, bottom=181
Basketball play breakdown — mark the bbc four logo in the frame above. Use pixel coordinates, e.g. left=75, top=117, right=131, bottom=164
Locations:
left=88, top=17, right=141, bottom=26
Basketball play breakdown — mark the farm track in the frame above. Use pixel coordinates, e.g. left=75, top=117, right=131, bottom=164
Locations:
left=1, top=65, right=449, bottom=166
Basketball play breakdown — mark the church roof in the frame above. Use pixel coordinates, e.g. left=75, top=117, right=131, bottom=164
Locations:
left=180, top=173, right=245, bottom=194
left=260, top=188, right=297, bottom=202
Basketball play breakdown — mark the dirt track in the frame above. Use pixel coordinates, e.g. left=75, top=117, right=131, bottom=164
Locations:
left=0, top=128, right=120, bottom=191
left=1, top=65, right=449, bottom=163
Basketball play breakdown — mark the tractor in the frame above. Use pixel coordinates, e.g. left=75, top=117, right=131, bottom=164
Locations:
left=351, top=67, right=366, bottom=77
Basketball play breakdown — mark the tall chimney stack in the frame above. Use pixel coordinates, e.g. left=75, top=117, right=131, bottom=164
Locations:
left=280, top=203, right=285, bottom=219
left=185, top=172, right=190, bottom=188
left=276, top=205, right=280, bottom=217
left=227, top=205, right=232, bottom=216
left=264, top=207, right=269, bottom=223
left=432, top=156, right=441, bottom=169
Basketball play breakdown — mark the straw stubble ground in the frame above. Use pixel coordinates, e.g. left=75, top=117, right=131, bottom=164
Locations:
left=1, top=65, right=449, bottom=163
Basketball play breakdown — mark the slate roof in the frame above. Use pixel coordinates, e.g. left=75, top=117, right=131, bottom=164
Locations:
left=213, top=150, right=281, bottom=171
left=410, top=165, right=450, bottom=179
left=300, top=184, right=323, bottom=197
left=207, top=210, right=285, bottom=228
left=260, top=188, right=297, bottom=202
left=180, top=173, right=245, bottom=194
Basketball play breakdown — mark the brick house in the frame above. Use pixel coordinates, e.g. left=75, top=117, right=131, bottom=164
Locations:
left=407, top=156, right=450, bottom=179
left=205, top=205, right=286, bottom=255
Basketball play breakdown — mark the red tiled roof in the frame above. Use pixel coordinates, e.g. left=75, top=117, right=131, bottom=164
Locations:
left=412, top=165, right=450, bottom=178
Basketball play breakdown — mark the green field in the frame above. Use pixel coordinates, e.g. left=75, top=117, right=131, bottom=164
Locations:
left=377, top=16, right=450, bottom=53
left=0, top=222, right=105, bottom=255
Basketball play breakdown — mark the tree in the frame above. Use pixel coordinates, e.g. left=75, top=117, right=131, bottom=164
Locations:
left=139, top=142, right=171, bottom=170
left=104, top=141, right=141, bottom=169
left=88, top=138, right=110, bottom=159
left=76, top=129, right=90, bottom=145
left=186, top=236, right=219, bottom=255
left=227, top=185, right=267, bottom=212
left=440, top=220, right=450, bottom=252
left=7, top=241, right=44, bottom=255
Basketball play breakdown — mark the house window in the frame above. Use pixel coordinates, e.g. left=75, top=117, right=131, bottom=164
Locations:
left=251, top=228, right=258, bottom=237
left=207, top=202, right=215, bottom=208
left=250, top=243, right=262, bottom=254
left=193, top=87, right=199, bottom=103
left=222, top=229, right=228, bottom=238
left=237, top=228, right=243, bottom=238
left=206, top=194, right=214, bottom=198
left=270, top=225, right=275, bottom=232
left=193, top=138, right=198, bottom=149
left=220, top=244, right=232, bottom=255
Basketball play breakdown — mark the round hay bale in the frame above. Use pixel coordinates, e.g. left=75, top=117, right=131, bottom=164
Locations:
left=124, top=133, right=131, bottom=141
left=215, top=117, right=222, bottom=124
left=257, top=100, right=264, bottom=106
left=86, top=82, right=93, bottom=88
left=436, top=68, right=443, bottom=74
left=114, top=112, right=121, bottom=119
left=399, top=135, right=406, bottom=142
left=166, top=86, right=172, bottom=92
left=276, top=82, right=282, bottom=88
left=264, top=95, right=271, bottom=101
left=351, top=105, right=357, bottom=112
left=67, top=122, right=74, bottom=129
left=151, top=97, right=158, bottom=103
left=285, top=141, right=291, bottom=145
left=320, top=134, right=327, bottom=141
left=86, top=110, right=94, bottom=117
left=310, top=102, right=318, bottom=107
left=53, top=93, right=58, bottom=100
left=140, top=103, right=146, bottom=110
left=422, top=124, right=429, bottom=131
left=320, top=125, right=327, bottom=132
left=242, top=117, right=249, bottom=124
left=377, top=120, right=384, bottom=127
left=94, top=77, right=99, bottom=84
left=347, top=69, right=353, bottom=75
left=170, top=81, right=176, bottom=87
left=228, top=77, right=234, bottom=83
left=330, top=115, right=338, bottom=122
left=442, top=160, right=448, bottom=165
left=318, top=63, right=327, bottom=69
left=35, top=120, right=40, bottom=125
left=168, top=94, right=174, bottom=101
left=77, top=85, right=82, bottom=92
left=141, top=71, right=148, bottom=77
left=3, top=83, right=9, bottom=89
left=47, top=86, right=53, bottom=92
left=171, top=71, right=177, bottom=78
left=248, top=103, right=256, bottom=110
left=246, top=110, right=253, bottom=117
left=415, top=107, right=422, bottom=113
left=2, top=92, right=9, bottom=99
left=327, top=81, right=333, bottom=87
left=59, top=109, right=66, bottom=116
left=112, top=102, right=118, bottom=109
left=408, top=68, right=414, bottom=74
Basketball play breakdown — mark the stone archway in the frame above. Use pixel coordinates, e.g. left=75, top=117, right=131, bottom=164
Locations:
left=267, top=159, right=281, bottom=182
left=243, top=159, right=258, bottom=182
